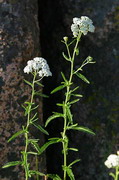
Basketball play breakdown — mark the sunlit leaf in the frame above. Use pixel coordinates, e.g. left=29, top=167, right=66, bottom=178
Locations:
left=68, top=99, right=80, bottom=105
left=75, top=72, right=90, bottom=84
left=68, top=159, right=80, bottom=168
left=29, top=170, right=45, bottom=176
left=68, top=148, right=78, bottom=152
left=68, top=126, right=95, bottom=135
left=32, top=123, right=49, bottom=135
left=48, top=174, right=62, bottom=180
left=8, top=130, right=25, bottom=142
left=51, top=85, right=66, bottom=94
left=2, top=161, right=22, bottom=168
left=24, top=79, right=33, bottom=87
left=45, top=114, right=64, bottom=127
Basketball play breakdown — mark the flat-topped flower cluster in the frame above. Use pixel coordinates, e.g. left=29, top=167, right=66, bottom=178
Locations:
left=104, top=153, right=119, bottom=168
left=71, top=16, right=95, bottom=37
left=24, top=57, right=52, bottom=77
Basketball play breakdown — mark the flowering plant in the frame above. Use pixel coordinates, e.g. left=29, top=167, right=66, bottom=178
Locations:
left=2, top=57, right=52, bottom=180
left=45, top=16, right=95, bottom=180
left=105, top=152, right=119, bottom=180
left=2, top=16, right=95, bottom=180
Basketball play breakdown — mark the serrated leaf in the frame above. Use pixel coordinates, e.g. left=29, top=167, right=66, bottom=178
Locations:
left=8, top=130, right=25, bottom=142
left=68, top=99, right=80, bottom=105
left=32, top=123, right=49, bottom=135
left=75, top=72, right=90, bottom=84
left=68, top=148, right=78, bottom=152
left=2, top=161, right=22, bottom=168
left=24, top=79, right=33, bottom=87
left=68, top=159, right=80, bottom=168
left=68, top=126, right=95, bottom=135
left=45, top=114, right=64, bottom=127
left=62, top=52, right=70, bottom=61
left=51, top=85, right=66, bottom=94
left=29, top=170, right=45, bottom=176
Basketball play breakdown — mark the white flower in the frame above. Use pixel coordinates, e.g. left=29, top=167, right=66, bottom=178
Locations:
left=104, top=154, right=119, bottom=168
left=71, top=16, right=95, bottom=37
left=24, top=57, right=52, bottom=77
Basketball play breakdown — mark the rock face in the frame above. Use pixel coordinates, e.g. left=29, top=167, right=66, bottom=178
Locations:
left=39, top=0, right=119, bottom=179
left=0, top=0, right=46, bottom=179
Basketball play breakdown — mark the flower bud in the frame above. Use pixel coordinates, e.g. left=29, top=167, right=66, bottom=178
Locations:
left=63, top=36, right=68, bottom=42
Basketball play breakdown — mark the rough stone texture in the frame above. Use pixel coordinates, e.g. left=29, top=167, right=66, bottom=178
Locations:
left=39, top=0, right=119, bottom=179
left=0, top=0, right=46, bottom=179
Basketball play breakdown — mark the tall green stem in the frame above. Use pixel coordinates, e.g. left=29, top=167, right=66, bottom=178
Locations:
left=62, top=34, right=81, bottom=180
left=115, top=167, right=119, bottom=180
left=24, top=72, right=36, bottom=180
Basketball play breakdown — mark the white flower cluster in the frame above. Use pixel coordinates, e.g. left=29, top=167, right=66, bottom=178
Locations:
left=104, top=154, right=119, bottom=168
left=71, top=16, right=95, bottom=37
left=24, top=57, right=52, bottom=77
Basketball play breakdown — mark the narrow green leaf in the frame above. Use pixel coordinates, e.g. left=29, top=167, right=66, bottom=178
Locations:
left=68, top=99, right=80, bottom=105
left=63, top=166, right=75, bottom=180
left=39, top=139, right=62, bottom=154
left=109, top=172, right=115, bottom=178
left=56, top=103, right=64, bottom=107
left=62, top=52, right=70, bottom=61
left=68, top=159, right=80, bottom=168
left=24, top=79, right=33, bottom=87
left=70, top=86, right=79, bottom=93
left=45, top=114, right=63, bottom=127
left=75, top=48, right=79, bottom=56
left=48, top=174, right=62, bottom=180
left=68, top=126, right=95, bottom=135
left=61, top=72, right=67, bottom=83
left=75, top=72, right=90, bottom=84
left=71, top=93, right=83, bottom=98
left=68, top=148, right=78, bottom=152
left=51, top=85, right=66, bottom=94
left=8, top=130, right=25, bottom=142
left=30, top=113, right=38, bottom=123
left=35, top=81, right=44, bottom=87
left=35, top=91, right=49, bottom=98
left=27, top=152, right=38, bottom=155
left=29, top=170, right=45, bottom=176
left=2, top=161, right=22, bottom=168
left=31, top=141, right=41, bottom=153
left=66, top=106, right=73, bottom=124
left=31, top=105, right=39, bottom=111
left=32, top=123, right=49, bottom=135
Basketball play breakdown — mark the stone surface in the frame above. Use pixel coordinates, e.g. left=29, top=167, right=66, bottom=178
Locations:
left=0, top=0, right=46, bottom=179
left=39, top=0, right=119, bottom=179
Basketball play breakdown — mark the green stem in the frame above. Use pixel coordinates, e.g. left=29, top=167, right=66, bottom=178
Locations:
left=24, top=72, right=36, bottom=180
left=62, top=34, right=81, bottom=180
left=115, top=166, right=119, bottom=180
